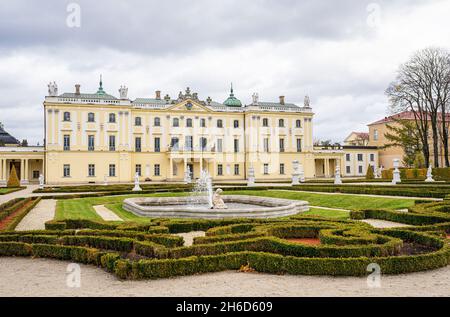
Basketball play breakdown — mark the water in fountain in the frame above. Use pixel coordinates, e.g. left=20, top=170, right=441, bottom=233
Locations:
left=190, top=169, right=214, bottom=209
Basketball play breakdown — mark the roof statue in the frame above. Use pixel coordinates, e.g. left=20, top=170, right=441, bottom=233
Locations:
left=48, top=81, right=58, bottom=97
left=252, top=93, right=259, bottom=105
left=304, top=95, right=311, bottom=108
left=118, top=85, right=128, bottom=99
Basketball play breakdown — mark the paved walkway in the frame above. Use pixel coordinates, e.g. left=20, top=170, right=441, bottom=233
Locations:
left=360, top=219, right=412, bottom=228
left=15, top=199, right=57, bottom=231
left=93, top=205, right=123, bottom=221
left=0, top=257, right=449, bottom=296
left=174, top=231, right=205, bottom=246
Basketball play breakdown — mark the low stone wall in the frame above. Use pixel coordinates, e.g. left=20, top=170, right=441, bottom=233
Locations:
left=123, top=195, right=309, bottom=219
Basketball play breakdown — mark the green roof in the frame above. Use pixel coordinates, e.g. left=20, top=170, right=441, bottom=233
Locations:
left=223, top=84, right=242, bottom=107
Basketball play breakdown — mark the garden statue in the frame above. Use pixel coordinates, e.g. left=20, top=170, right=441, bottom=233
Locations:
left=334, top=165, right=342, bottom=185
left=132, top=172, right=142, bottom=191
left=292, top=160, right=300, bottom=185
left=299, top=164, right=305, bottom=183
left=247, top=166, right=255, bottom=186
left=38, top=174, right=44, bottom=190
left=103, top=174, right=108, bottom=186
left=379, top=166, right=384, bottom=178
left=392, top=159, right=401, bottom=184
left=184, top=169, right=192, bottom=183
left=374, top=166, right=381, bottom=179
left=212, top=188, right=227, bottom=209
left=425, top=165, right=435, bottom=182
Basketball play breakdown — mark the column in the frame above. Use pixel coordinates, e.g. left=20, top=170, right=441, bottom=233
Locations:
left=324, top=159, right=330, bottom=178
left=0, top=159, right=4, bottom=183
left=169, top=157, right=173, bottom=180
left=24, top=159, right=29, bottom=182
left=200, top=158, right=203, bottom=173
left=20, top=159, right=24, bottom=181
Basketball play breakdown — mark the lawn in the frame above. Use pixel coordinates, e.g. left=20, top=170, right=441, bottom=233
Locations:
left=54, top=189, right=414, bottom=222
left=0, top=187, right=23, bottom=195
left=225, top=190, right=417, bottom=210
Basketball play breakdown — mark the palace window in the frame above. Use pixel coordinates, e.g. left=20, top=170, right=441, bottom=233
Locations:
left=135, top=137, right=142, bottom=152
left=264, top=164, right=269, bottom=175
left=262, top=118, right=269, bottom=127
left=87, top=112, right=95, bottom=122
left=280, top=163, right=285, bottom=175
left=88, top=164, right=95, bottom=177
left=234, top=139, right=239, bottom=153
left=173, top=118, right=179, bottom=127
left=135, top=164, right=142, bottom=176
left=200, top=137, right=207, bottom=151
left=171, top=137, right=179, bottom=151
left=109, top=113, right=116, bottom=123
left=88, top=135, right=95, bottom=151
left=200, top=118, right=206, bottom=128
left=370, top=154, right=375, bottom=162
left=109, top=135, right=116, bottom=151
left=32, top=171, right=39, bottom=179
left=357, top=154, right=363, bottom=162
left=233, top=120, right=239, bottom=128
left=296, top=120, right=302, bottom=128
left=264, top=138, right=270, bottom=152
left=186, top=118, right=193, bottom=128
left=154, top=164, right=160, bottom=176
left=154, top=117, right=161, bottom=127
left=373, top=129, right=379, bottom=141
left=63, top=112, right=71, bottom=122
left=135, top=117, right=142, bottom=126
left=217, top=119, right=223, bottom=128
left=278, top=119, right=285, bottom=127
left=154, top=137, right=160, bottom=152
left=234, top=164, right=240, bottom=176
left=358, top=166, right=363, bottom=174
left=63, top=135, right=70, bottom=151
left=346, top=153, right=351, bottom=161
left=109, top=164, right=116, bottom=177
left=185, top=136, right=193, bottom=151
left=279, top=138, right=285, bottom=152
left=173, top=163, right=178, bottom=176
left=216, top=139, right=223, bottom=153
left=346, top=166, right=351, bottom=174
left=63, top=164, right=70, bottom=177
left=296, top=138, right=302, bottom=152
left=217, top=164, right=223, bottom=176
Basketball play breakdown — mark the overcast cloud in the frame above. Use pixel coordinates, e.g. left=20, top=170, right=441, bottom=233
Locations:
left=0, top=0, right=449, bottom=145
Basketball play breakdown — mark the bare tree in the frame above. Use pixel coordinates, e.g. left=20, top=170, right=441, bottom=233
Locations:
left=386, top=47, right=450, bottom=168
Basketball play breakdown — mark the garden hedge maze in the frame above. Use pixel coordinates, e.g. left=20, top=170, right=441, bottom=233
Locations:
left=0, top=197, right=450, bottom=279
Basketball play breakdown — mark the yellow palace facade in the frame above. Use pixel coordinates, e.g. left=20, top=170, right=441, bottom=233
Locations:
left=1, top=79, right=374, bottom=185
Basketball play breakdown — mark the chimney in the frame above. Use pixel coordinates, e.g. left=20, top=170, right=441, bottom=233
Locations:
left=155, top=90, right=161, bottom=100
left=75, top=84, right=81, bottom=95
left=279, top=96, right=285, bottom=105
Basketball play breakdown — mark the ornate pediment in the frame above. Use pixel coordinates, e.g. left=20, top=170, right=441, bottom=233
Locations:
left=166, top=99, right=211, bottom=112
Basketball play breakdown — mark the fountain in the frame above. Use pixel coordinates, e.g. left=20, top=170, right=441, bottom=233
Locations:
left=123, top=169, right=309, bottom=219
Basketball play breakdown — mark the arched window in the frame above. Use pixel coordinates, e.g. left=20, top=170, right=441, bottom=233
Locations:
left=217, top=119, right=223, bottom=128
left=278, top=119, right=284, bottom=127
left=135, top=117, right=142, bottom=126
left=109, top=113, right=116, bottom=123
left=154, top=117, right=160, bottom=127
left=173, top=118, right=179, bottom=127
left=200, top=118, right=206, bottom=128
left=87, top=112, right=95, bottom=122
left=186, top=118, right=193, bottom=127
left=296, top=119, right=302, bottom=128
left=262, top=118, right=268, bottom=127
left=63, top=112, right=71, bottom=122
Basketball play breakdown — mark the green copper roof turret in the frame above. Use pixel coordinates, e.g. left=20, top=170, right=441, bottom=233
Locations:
left=96, top=74, right=106, bottom=95
left=223, top=83, right=242, bottom=107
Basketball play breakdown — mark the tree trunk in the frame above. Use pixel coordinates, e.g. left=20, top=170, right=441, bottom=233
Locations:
left=431, top=120, right=440, bottom=167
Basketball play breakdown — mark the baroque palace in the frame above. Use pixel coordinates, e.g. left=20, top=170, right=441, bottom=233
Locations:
left=0, top=78, right=379, bottom=185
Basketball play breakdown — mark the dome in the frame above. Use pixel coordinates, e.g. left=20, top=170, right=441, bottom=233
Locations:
left=223, top=84, right=242, bottom=107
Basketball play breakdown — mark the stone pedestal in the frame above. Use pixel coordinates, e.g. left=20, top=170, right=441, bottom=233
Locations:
left=292, top=160, right=300, bottom=185
left=38, top=174, right=44, bottom=190
left=392, top=159, right=401, bottom=185
left=247, top=166, right=255, bottom=187
left=334, top=166, right=342, bottom=185
left=299, top=164, right=305, bottom=183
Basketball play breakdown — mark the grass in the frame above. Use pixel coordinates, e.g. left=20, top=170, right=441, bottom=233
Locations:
left=225, top=190, right=417, bottom=210
left=55, top=189, right=416, bottom=222
left=0, top=187, right=24, bottom=195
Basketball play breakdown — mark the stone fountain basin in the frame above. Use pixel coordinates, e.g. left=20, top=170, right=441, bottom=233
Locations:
left=122, top=195, right=309, bottom=219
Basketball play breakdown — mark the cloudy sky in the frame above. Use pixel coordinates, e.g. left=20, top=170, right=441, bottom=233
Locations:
left=0, top=0, right=449, bottom=145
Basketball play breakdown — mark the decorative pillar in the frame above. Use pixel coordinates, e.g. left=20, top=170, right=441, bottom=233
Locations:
left=324, top=159, right=330, bottom=178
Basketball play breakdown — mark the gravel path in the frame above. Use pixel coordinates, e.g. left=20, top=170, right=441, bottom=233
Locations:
left=93, top=205, right=123, bottom=221
left=174, top=231, right=206, bottom=246
left=15, top=199, right=56, bottom=231
left=0, top=257, right=449, bottom=297
left=361, top=219, right=412, bottom=228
